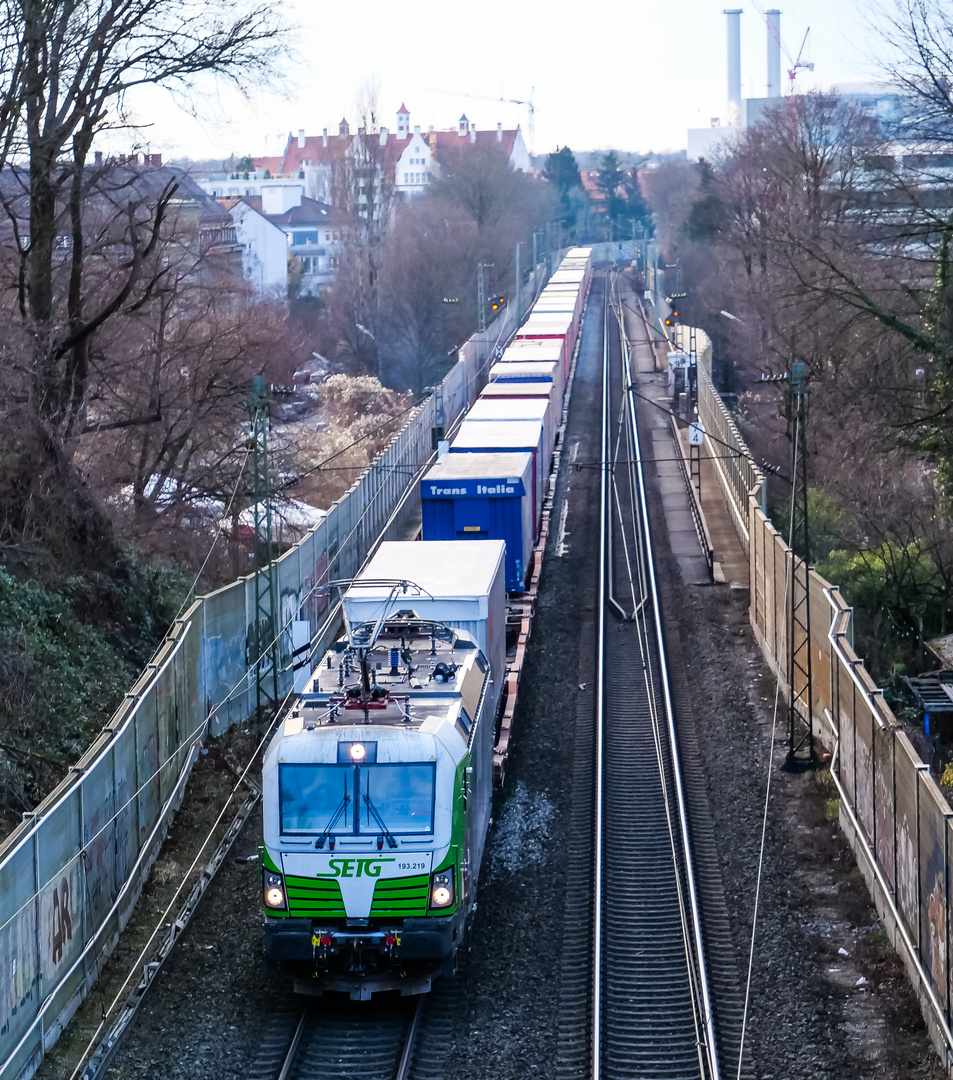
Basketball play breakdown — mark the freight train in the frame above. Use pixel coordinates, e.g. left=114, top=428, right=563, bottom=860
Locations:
left=260, top=248, right=591, bottom=999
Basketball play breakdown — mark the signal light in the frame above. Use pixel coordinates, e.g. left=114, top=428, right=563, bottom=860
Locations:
left=490, top=295, right=506, bottom=311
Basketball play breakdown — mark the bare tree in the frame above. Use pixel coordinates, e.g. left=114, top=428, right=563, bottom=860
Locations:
left=0, top=0, right=284, bottom=562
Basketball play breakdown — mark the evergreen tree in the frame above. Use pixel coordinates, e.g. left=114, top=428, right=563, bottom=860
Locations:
left=543, top=146, right=583, bottom=230
left=596, top=151, right=625, bottom=239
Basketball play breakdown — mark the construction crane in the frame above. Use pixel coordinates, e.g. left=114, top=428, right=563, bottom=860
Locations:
left=749, top=1, right=814, bottom=92
left=787, top=27, right=814, bottom=90
left=431, top=88, right=535, bottom=150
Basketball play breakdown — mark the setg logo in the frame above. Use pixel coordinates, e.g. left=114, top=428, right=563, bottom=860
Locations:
left=320, top=858, right=396, bottom=878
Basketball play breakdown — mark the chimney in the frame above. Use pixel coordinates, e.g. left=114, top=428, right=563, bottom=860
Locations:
left=414, top=124, right=421, bottom=137
left=298, top=128, right=305, bottom=149
left=724, top=8, right=742, bottom=125
left=428, top=125, right=434, bottom=133
left=497, top=122, right=503, bottom=142
left=94, top=150, right=103, bottom=166
left=322, top=128, right=328, bottom=148
left=470, top=125, right=477, bottom=144
left=379, top=126, right=388, bottom=146
left=766, top=9, right=781, bottom=98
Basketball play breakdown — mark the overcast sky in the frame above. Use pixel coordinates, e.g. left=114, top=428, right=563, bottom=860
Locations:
left=122, top=0, right=889, bottom=163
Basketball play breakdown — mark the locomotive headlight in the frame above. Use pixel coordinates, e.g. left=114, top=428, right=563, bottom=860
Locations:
left=349, top=742, right=366, bottom=761
left=263, top=869, right=287, bottom=910
left=429, top=870, right=454, bottom=908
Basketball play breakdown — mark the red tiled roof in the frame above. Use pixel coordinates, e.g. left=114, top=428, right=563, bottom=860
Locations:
left=252, top=155, right=285, bottom=175
left=580, top=170, right=604, bottom=199
left=429, top=127, right=521, bottom=159
left=277, top=133, right=352, bottom=175
left=397, top=103, right=409, bottom=115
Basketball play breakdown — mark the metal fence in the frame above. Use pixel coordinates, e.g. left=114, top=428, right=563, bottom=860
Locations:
left=697, top=356, right=953, bottom=1069
left=0, top=279, right=540, bottom=1080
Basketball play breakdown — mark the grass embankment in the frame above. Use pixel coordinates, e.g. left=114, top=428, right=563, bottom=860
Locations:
left=0, top=557, right=189, bottom=838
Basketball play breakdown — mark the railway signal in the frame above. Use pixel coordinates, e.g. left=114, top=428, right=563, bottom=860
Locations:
left=490, top=295, right=506, bottom=311
left=664, top=293, right=685, bottom=327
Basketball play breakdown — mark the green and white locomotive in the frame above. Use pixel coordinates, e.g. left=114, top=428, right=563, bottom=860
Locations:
left=261, top=541, right=505, bottom=1000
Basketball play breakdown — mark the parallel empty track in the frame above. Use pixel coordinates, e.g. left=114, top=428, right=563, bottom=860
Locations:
left=556, top=273, right=719, bottom=1080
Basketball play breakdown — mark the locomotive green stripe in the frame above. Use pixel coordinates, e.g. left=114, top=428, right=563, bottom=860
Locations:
left=285, top=875, right=346, bottom=917
left=370, top=873, right=429, bottom=916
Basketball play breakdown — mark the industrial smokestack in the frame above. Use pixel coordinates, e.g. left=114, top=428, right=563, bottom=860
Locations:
left=724, top=9, right=742, bottom=126
left=766, top=9, right=782, bottom=98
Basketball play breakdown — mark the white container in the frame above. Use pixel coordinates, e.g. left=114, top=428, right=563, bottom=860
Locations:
left=533, top=289, right=582, bottom=345
left=450, top=418, right=545, bottom=532
left=492, top=350, right=564, bottom=401
left=344, top=539, right=507, bottom=703
left=466, top=396, right=554, bottom=471
left=516, top=312, right=576, bottom=378
left=479, top=380, right=562, bottom=434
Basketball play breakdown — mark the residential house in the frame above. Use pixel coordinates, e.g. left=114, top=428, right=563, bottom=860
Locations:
left=217, top=196, right=289, bottom=300
left=264, top=196, right=351, bottom=297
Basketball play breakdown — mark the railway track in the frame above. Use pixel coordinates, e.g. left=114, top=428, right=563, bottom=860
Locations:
left=247, top=972, right=468, bottom=1080
left=558, top=271, right=719, bottom=1080
left=600, top=275, right=717, bottom=1080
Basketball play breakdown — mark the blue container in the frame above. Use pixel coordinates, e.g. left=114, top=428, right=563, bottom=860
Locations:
left=420, top=452, right=534, bottom=592
left=449, top=418, right=545, bottom=534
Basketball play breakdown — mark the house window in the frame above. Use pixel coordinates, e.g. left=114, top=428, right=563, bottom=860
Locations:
left=325, top=231, right=331, bottom=240
left=292, top=230, right=316, bottom=245
left=330, top=256, right=339, bottom=268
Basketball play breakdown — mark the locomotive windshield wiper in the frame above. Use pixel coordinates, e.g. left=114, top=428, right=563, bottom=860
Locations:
left=315, top=793, right=350, bottom=849
left=362, top=793, right=398, bottom=849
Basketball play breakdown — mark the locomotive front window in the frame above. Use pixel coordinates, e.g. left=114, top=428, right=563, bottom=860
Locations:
left=278, top=762, right=435, bottom=836
left=279, top=764, right=351, bottom=835
left=359, top=764, right=435, bottom=835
